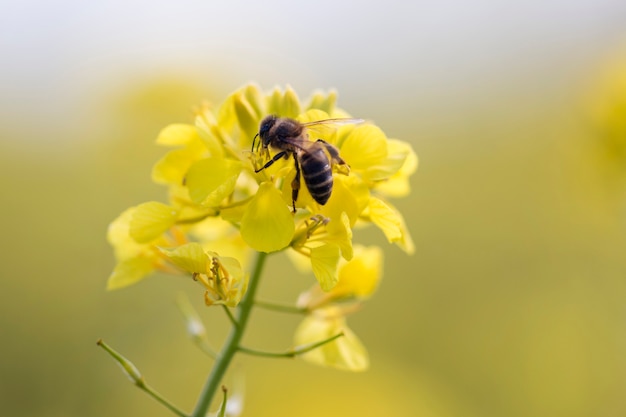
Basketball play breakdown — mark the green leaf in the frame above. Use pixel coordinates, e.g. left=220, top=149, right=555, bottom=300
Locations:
left=129, top=202, right=178, bottom=243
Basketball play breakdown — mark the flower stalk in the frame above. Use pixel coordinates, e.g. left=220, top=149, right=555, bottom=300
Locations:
left=238, top=332, right=344, bottom=358
left=190, top=251, right=267, bottom=417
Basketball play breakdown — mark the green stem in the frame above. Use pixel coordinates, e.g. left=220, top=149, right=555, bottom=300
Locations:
left=97, top=339, right=189, bottom=417
left=221, top=305, right=239, bottom=328
left=190, top=251, right=268, bottom=417
left=254, top=298, right=308, bottom=314
left=141, top=384, right=190, bottom=417
left=238, top=332, right=344, bottom=358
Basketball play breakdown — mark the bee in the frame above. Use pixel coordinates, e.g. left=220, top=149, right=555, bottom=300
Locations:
left=252, top=115, right=363, bottom=212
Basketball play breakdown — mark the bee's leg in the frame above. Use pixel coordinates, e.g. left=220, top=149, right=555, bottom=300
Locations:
left=291, top=154, right=301, bottom=213
left=316, top=140, right=350, bottom=175
left=255, top=151, right=287, bottom=173
left=316, top=139, right=347, bottom=166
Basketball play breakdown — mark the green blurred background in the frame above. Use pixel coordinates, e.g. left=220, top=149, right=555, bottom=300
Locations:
left=2, top=2, right=626, bottom=416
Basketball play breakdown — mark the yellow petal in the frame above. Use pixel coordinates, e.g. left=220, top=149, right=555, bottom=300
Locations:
left=339, top=125, right=388, bottom=170
left=310, top=243, right=341, bottom=291
left=194, top=110, right=227, bottom=158
left=294, top=308, right=369, bottom=371
left=343, top=175, right=371, bottom=214
left=364, top=138, right=412, bottom=181
left=394, top=207, right=415, bottom=255
left=219, top=204, right=247, bottom=224
left=393, top=139, right=418, bottom=176
left=334, top=245, right=383, bottom=298
left=216, top=93, right=238, bottom=134
left=325, top=211, right=353, bottom=261
left=368, top=198, right=415, bottom=254
left=218, top=256, right=244, bottom=282
left=266, top=87, right=283, bottom=116
left=267, top=86, right=301, bottom=118
left=234, top=91, right=262, bottom=143
left=372, top=140, right=418, bottom=197
left=306, top=90, right=337, bottom=114
left=373, top=174, right=411, bottom=198
left=156, top=124, right=201, bottom=146
left=185, top=157, right=243, bottom=206
left=368, top=197, right=402, bottom=242
left=129, top=202, right=178, bottom=244
left=151, top=148, right=198, bottom=185
left=320, top=175, right=361, bottom=227
left=297, top=109, right=330, bottom=124
left=159, top=242, right=208, bottom=274
left=242, top=84, right=265, bottom=120
left=107, top=257, right=155, bottom=290
left=240, top=182, right=295, bottom=252
left=107, top=207, right=141, bottom=259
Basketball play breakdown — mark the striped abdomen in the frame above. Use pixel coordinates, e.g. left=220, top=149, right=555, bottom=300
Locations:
left=300, top=148, right=333, bottom=205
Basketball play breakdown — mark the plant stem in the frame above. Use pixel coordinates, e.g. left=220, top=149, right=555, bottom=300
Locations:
left=221, top=305, right=239, bottom=328
left=254, top=298, right=308, bottom=314
left=238, top=332, right=344, bottom=358
left=97, top=339, right=189, bottom=417
left=141, top=383, right=190, bottom=417
left=190, top=251, right=268, bottom=417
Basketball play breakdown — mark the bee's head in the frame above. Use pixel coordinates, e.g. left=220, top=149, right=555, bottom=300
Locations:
left=252, top=115, right=278, bottom=152
left=259, top=115, right=277, bottom=141
left=252, top=115, right=277, bottom=152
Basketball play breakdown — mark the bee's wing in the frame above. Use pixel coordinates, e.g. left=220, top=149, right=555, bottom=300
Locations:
left=301, top=118, right=365, bottom=138
left=300, top=118, right=365, bottom=128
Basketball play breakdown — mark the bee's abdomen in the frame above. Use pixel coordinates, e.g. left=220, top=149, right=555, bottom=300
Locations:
left=300, top=149, right=333, bottom=205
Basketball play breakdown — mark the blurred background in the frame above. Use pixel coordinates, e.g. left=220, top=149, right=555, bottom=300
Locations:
left=2, top=1, right=626, bottom=416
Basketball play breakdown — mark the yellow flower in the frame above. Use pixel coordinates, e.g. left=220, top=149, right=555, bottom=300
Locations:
left=294, top=306, right=369, bottom=371
left=297, top=245, right=383, bottom=310
left=106, top=204, right=184, bottom=290
left=160, top=243, right=248, bottom=307
left=107, top=83, right=416, bottom=297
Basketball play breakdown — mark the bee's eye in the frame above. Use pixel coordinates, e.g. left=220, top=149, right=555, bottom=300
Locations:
left=259, top=115, right=277, bottom=138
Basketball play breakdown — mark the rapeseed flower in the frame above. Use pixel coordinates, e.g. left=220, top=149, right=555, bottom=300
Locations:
left=293, top=245, right=383, bottom=370
left=107, top=84, right=416, bottom=303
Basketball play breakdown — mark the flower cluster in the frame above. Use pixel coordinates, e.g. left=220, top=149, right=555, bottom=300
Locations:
left=107, top=84, right=417, bottom=369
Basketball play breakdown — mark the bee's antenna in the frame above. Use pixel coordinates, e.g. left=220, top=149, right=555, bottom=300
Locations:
left=251, top=133, right=259, bottom=152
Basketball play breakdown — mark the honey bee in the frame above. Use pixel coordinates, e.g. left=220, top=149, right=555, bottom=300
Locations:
left=252, top=115, right=363, bottom=212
